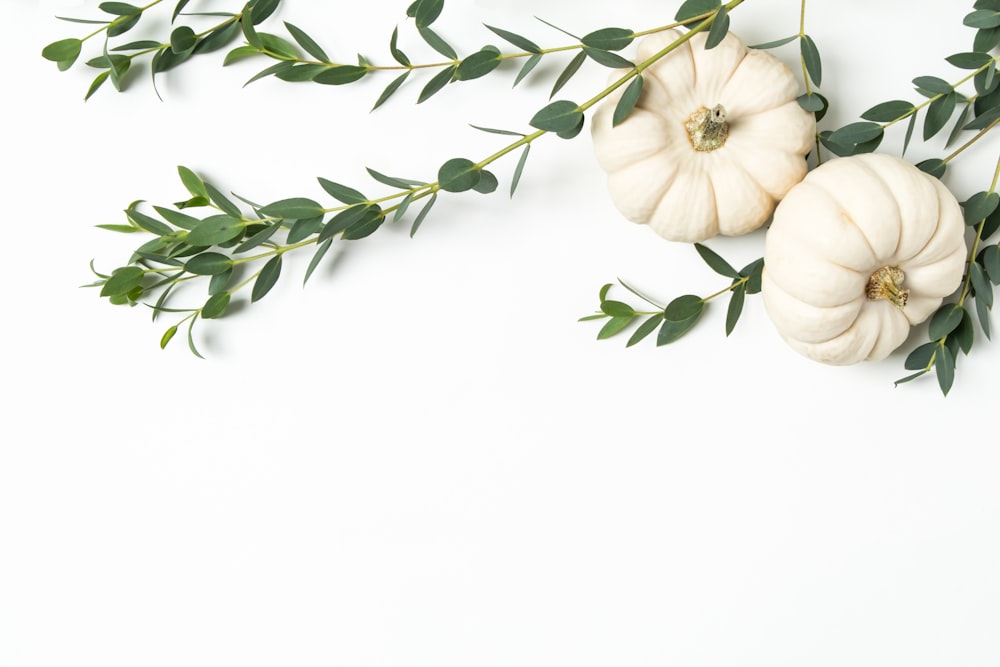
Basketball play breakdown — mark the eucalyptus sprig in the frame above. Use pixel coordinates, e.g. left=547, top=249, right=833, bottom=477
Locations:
left=895, top=153, right=1000, bottom=395
left=581, top=244, right=763, bottom=347
left=42, top=0, right=281, bottom=99
left=87, top=0, right=744, bottom=355
left=817, top=4, right=1000, bottom=172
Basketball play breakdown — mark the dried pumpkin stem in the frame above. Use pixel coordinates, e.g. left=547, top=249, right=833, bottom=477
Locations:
left=685, top=104, right=729, bottom=151
left=867, top=266, right=908, bottom=309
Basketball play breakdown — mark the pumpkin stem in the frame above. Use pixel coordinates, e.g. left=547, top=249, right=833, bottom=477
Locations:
left=867, top=266, right=909, bottom=309
left=685, top=104, right=729, bottom=152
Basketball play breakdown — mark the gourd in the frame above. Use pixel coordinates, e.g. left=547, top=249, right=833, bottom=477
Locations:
left=761, top=153, right=967, bottom=365
left=591, top=29, right=816, bottom=243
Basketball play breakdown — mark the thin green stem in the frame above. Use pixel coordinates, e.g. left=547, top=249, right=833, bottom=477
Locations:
left=942, top=115, right=1000, bottom=164
left=702, top=275, right=749, bottom=303
left=80, top=0, right=166, bottom=42
left=883, top=56, right=1000, bottom=130
left=797, top=0, right=823, bottom=163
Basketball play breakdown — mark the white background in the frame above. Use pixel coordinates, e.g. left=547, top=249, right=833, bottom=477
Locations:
left=3, top=0, right=998, bottom=665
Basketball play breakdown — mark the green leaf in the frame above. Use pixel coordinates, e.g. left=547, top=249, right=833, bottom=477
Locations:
left=913, top=76, right=954, bottom=96
left=974, top=26, right=1000, bottom=52
left=970, top=261, right=994, bottom=306
left=664, top=294, right=704, bottom=321
left=201, top=183, right=240, bottom=217
left=186, top=215, right=244, bottom=246
left=946, top=51, right=993, bottom=69
left=84, top=71, right=110, bottom=100
left=194, top=21, right=241, bottom=54
left=964, top=104, right=1000, bottom=131
left=418, top=65, right=456, bottom=103
left=674, top=0, right=721, bottom=23
left=530, top=100, right=583, bottom=132
left=171, top=0, right=190, bottom=22
left=100, top=2, right=140, bottom=15
left=510, top=145, right=530, bottom=197
left=258, top=32, right=300, bottom=59
left=389, top=26, right=410, bottom=66
left=975, top=65, right=999, bottom=96
left=601, top=300, right=635, bottom=317
left=695, top=243, right=740, bottom=278
left=904, top=342, right=937, bottom=370
left=101, top=266, right=144, bottom=297
left=800, top=34, right=821, bottom=86
left=455, top=47, right=502, bottom=81
left=107, top=12, right=141, bottom=37
left=185, top=252, right=232, bottom=275
left=894, top=370, right=928, bottom=387
left=955, top=308, right=976, bottom=355
left=749, top=34, right=798, bottom=49
left=599, top=284, right=613, bottom=302
left=317, top=178, right=367, bottom=204
left=259, top=197, right=324, bottom=219
left=611, top=76, right=643, bottom=127
left=964, top=9, right=1000, bottom=28
left=342, top=210, right=385, bottom=240
left=42, top=38, right=82, bottom=64
left=438, top=158, right=481, bottom=193
left=963, top=192, right=1000, bottom=225
left=285, top=216, right=323, bottom=244
left=414, top=0, right=444, bottom=28
left=924, top=93, right=959, bottom=140
left=170, top=25, right=197, bottom=54
left=514, top=53, right=542, bottom=87
left=657, top=308, right=704, bottom=345
left=627, top=313, right=664, bottom=347
left=928, top=303, right=964, bottom=340
left=583, top=47, right=634, bottom=69
left=581, top=27, right=634, bottom=52
left=983, top=245, right=1000, bottom=283
left=96, top=224, right=139, bottom=233
left=275, top=63, right=328, bottom=82
left=200, top=292, right=230, bottom=319
left=246, top=0, right=280, bottom=24
left=113, top=39, right=163, bottom=51
left=484, top=25, right=541, bottom=53
left=125, top=207, right=173, bottom=236
left=945, top=104, right=972, bottom=148
left=284, top=21, right=329, bottom=62
left=418, top=26, right=457, bottom=59
left=550, top=51, right=586, bottom=99
left=313, top=65, right=368, bottom=85
left=860, top=99, right=915, bottom=122
left=828, top=121, right=883, bottom=146
left=705, top=5, right=729, bottom=49
left=153, top=206, right=200, bottom=230
left=976, top=286, right=992, bottom=338
left=234, top=221, right=281, bottom=253
left=410, top=193, right=437, bottom=237
left=372, top=71, right=410, bottom=110
left=797, top=92, right=825, bottom=113
left=224, top=45, right=260, bottom=65
left=598, top=315, right=634, bottom=340
left=903, top=112, right=917, bottom=156
left=241, top=8, right=263, bottom=49
left=251, top=255, right=282, bottom=302
left=318, top=204, right=373, bottom=242
left=473, top=170, right=498, bottom=194
left=740, top=258, right=765, bottom=294
left=160, top=325, right=178, bottom=349
left=935, top=344, right=956, bottom=395
left=303, top=238, right=333, bottom=285
left=726, top=284, right=746, bottom=336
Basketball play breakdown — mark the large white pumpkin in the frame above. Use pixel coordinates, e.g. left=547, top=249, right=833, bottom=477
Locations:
left=762, top=153, right=967, bottom=365
left=591, top=29, right=816, bottom=242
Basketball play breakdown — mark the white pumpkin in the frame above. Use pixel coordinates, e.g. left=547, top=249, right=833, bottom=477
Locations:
left=762, top=153, right=967, bottom=365
left=591, top=29, right=816, bottom=243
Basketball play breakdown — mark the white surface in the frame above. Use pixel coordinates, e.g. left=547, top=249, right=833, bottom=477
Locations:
left=2, top=1, right=998, bottom=665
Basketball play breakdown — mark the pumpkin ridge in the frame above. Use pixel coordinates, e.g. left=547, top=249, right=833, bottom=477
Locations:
left=804, top=175, right=881, bottom=263
left=900, top=177, right=948, bottom=268
left=855, top=158, right=906, bottom=261
left=706, top=152, right=773, bottom=234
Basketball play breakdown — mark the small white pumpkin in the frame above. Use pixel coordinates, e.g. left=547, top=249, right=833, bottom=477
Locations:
left=762, top=153, right=967, bottom=365
left=591, top=29, right=816, bottom=243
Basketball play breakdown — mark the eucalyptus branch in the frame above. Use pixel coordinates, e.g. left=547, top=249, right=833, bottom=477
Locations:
left=896, top=153, right=1000, bottom=394
left=90, top=1, right=743, bottom=355
left=582, top=244, right=764, bottom=346
left=42, top=0, right=282, bottom=99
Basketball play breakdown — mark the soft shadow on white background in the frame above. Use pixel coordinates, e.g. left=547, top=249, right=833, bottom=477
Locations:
left=1, top=1, right=997, bottom=666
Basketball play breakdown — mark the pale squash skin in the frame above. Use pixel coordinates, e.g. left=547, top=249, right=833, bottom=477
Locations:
left=762, top=154, right=967, bottom=365
left=591, top=29, right=816, bottom=243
